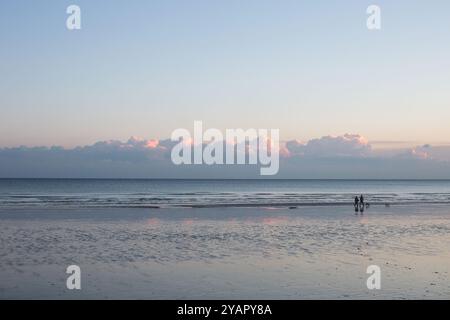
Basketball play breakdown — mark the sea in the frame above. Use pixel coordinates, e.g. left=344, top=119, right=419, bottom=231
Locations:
left=1, top=179, right=450, bottom=209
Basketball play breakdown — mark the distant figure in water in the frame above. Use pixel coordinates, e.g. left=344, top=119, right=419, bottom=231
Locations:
left=359, top=194, right=365, bottom=213
left=354, top=194, right=368, bottom=213
left=354, top=196, right=359, bottom=212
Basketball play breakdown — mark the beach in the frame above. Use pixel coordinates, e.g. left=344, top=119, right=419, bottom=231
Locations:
left=1, top=203, right=449, bottom=299
left=3, top=0, right=450, bottom=306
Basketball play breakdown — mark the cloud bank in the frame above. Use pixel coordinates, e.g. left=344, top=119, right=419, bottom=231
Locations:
left=1, top=134, right=450, bottom=179
left=284, top=134, right=371, bottom=158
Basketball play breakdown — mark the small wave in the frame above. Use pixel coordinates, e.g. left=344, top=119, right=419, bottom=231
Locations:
left=1, top=192, right=450, bottom=209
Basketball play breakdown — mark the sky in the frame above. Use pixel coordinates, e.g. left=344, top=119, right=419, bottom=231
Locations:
left=1, top=1, right=450, bottom=178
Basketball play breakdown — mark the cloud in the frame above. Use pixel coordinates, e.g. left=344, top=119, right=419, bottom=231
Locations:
left=1, top=135, right=450, bottom=178
left=284, top=134, right=371, bottom=158
left=397, top=144, right=450, bottom=161
left=399, top=145, right=431, bottom=160
left=72, top=136, right=170, bottom=162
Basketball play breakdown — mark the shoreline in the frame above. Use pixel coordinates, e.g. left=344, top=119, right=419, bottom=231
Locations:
left=1, top=201, right=450, bottom=211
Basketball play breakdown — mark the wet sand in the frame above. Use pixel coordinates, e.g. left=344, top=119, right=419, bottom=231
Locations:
left=0, top=205, right=449, bottom=299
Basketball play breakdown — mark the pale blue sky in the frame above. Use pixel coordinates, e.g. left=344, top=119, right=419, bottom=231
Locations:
left=1, top=0, right=450, bottom=147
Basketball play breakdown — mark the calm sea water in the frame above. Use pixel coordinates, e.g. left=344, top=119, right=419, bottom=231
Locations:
left=1, top=179, right=450, bottom=209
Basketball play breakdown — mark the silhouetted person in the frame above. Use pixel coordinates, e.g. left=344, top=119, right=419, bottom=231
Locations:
left=354, top=196, right=359, bottom=211
left=359, top=194, right=364, bottom=206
